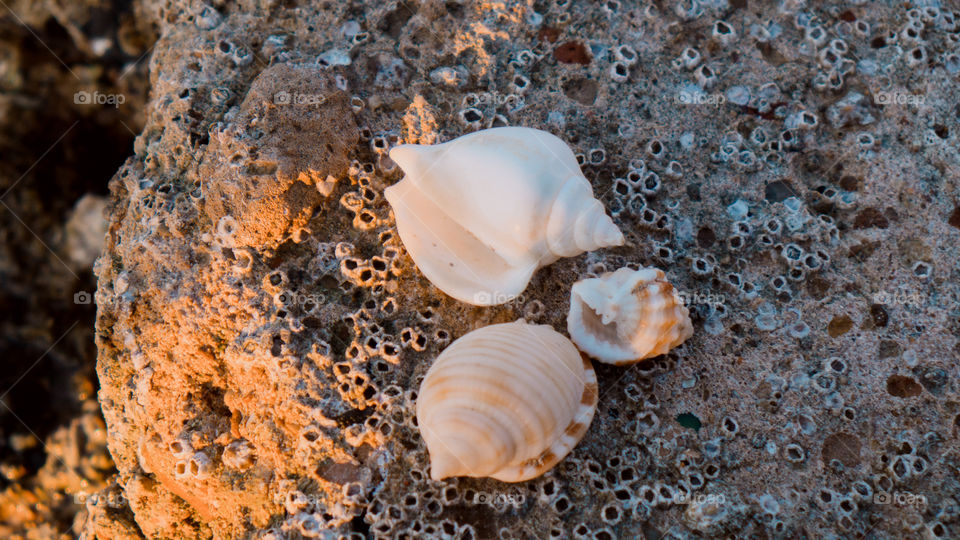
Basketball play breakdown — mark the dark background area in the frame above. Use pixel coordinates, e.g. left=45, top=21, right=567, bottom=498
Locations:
left=0, top=0, right=154, bottom=533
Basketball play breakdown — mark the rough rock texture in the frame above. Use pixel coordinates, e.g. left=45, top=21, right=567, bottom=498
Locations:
left=201, top=64, right=359, bottom=249
left=83, top=0, right=960, bottom=539
left=96, top=62, right=360, bottom=539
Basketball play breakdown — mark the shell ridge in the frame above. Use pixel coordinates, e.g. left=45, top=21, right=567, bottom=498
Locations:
left=495, top=325, right=584, bottom=424
left=419, top=408, right=513, bottom=478
left=493, top=355, right=598, bottom=482
left=513, top=322, right=589, bottom=397
left=442, top=328, right=577, bottom=401
left=427, top=359, right=562, bottom=444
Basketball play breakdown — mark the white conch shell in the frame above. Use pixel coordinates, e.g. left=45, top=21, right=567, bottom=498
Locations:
left=416, top=320, right=598, bottom=482
left=385, top=127, right=624, bottom=306
left=568, top=266, right=693, bottom=365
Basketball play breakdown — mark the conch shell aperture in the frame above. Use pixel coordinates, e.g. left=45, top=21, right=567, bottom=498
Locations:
left=385, top=127, right=624, bottom=306
left=416, top=320, right=598, bottom=482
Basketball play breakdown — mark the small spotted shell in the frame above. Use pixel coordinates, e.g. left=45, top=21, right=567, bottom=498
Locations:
left=416, top=320, right=598, bottom=482
left=567, top=266, right=693, bottom=365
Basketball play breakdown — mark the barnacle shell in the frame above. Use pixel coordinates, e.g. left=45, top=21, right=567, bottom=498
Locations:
left=385, top=127, right=624, bottom=306
left=568, top=266, right=693, bottom=365
left=416, top=320, right=598, bottom=482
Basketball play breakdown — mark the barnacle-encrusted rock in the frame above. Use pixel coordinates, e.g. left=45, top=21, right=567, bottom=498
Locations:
left=200, top=63, right=359, bottom=249
left=80, top=1, right=960, bottom=539
left=96, top=55, right=361, bottom=539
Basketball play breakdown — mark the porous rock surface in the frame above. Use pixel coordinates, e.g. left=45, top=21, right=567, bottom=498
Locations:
left=91, top=1, right=960, bottom=539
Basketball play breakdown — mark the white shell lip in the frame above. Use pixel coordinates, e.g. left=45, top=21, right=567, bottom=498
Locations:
left=416, top=320, right=598, bottom=482
left=568, top=266, right=693, bottom=365
left=384, top=170, right=536, bottom=305
left=385, top=127, right=624, bottom=306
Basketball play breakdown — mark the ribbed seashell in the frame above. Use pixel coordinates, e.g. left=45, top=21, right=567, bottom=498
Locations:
left=567, top=266, right=693, bottom=365
left=416, top=320, right=598, bottom=482
left=385, top=127, right=624, bottom=306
